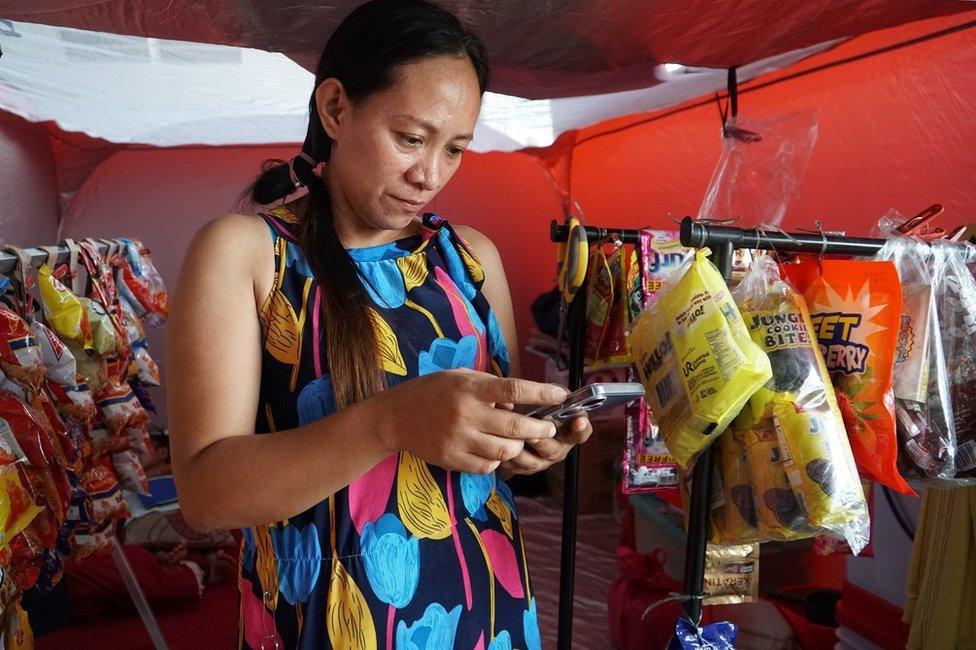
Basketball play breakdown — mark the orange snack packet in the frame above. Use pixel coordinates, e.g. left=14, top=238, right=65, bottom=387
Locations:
left=783, top=260, right=913, bottom=495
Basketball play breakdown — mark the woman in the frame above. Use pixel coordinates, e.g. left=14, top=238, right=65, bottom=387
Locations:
left=166, top=1, right=593, bottom=647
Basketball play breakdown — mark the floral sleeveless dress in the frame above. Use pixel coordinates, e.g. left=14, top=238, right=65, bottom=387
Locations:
left=238, top=206, right=540, bottom=650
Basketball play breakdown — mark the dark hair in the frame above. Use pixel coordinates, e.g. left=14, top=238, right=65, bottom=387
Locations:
left=250, top=0, right=489, bottom=409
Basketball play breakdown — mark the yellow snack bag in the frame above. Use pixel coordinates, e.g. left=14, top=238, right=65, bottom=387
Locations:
left=38, top=264, right=92, bottom=349
left=733, top=255, right=869, bottom=552
left=715, top=430, right=760, bottom=543
left=628, top=249, right=772, bottom=468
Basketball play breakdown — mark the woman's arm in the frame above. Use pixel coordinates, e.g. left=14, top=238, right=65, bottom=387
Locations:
left=456, top=226, right=593, bottom=476
left=167, top=216, right=566, bottom=531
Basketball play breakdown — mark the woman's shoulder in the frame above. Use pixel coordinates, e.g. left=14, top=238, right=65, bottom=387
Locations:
left=450, top=224, right=500, bottom=264
left=190, top=212, right=273, bottom=258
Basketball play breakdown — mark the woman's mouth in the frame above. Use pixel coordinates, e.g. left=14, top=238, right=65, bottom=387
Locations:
left=390, top=194, right=425, bottom=210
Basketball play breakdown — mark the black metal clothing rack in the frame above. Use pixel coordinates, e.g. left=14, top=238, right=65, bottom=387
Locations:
left=549, top=216, right=894, bottom=647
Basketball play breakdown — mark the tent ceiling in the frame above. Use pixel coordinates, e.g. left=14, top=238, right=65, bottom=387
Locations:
left=2, top=0, right=973, bottom=99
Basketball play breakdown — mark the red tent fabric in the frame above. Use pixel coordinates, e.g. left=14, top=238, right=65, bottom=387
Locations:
left=3, top=0, right=974, bottom=97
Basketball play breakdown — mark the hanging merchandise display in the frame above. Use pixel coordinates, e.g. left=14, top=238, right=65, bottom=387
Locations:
left=783, top=260, right=914, bottom=495
left=722, top=255, right=869, bottom=552
left=0, top=236, right=168, bottom=633
left=629, top=248, right=772, bottom=469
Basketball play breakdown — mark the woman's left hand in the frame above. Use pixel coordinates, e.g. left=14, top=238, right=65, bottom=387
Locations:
left=498, top=415, right=593, bottom=476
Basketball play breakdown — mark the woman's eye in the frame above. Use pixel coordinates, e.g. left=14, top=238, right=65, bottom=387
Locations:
left=448, top=147, right=465, bottom=158
left=401, top=134, right=423, bottom=146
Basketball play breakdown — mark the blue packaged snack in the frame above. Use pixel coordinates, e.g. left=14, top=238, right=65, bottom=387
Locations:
left=668, top=618, right=738, bottom=649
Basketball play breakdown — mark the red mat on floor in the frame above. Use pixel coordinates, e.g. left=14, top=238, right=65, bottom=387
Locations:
left=36, top=576, right=238, bottom=650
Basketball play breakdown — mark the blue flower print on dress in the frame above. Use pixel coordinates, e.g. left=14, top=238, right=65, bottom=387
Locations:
left=396, top=602, right=462, bottom=650
left=241, top=527, right=256, bottom=571
left=361, top=513, right=420, bottom=608
left=268, top=523, right=322, bottom=605
left=495, top=479, right=517, bottom=520
left=284, top=240, right=313, bottom=278
left=297, top=375, right=336, bottom=425
left=437, top=228, right=477, bottom=301
left=485, top=311, right=511, bottom=369
left=488, top=631, right=513, bottom=650
left=461, top=472, right=494, bottom=521
left=418, top=335, right=478, bottom=377
left=358, top=259, right=406, bottom=309
left=523, top=598, right=542, bottom=650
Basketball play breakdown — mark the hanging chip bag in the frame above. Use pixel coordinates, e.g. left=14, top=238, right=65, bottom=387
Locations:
left=37, top=263, right=92, bottom=348
left=628, top=249, right=772, bottom=469
left=783, top=260, right=912, bottom=495
left=30, top=320, right=77, bottom=386
left=0, top=308, right=45, bottom=392
left=732, top=256, right=869, bottom=551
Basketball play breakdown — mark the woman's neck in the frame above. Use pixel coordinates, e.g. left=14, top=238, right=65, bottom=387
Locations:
left=288, top=187, right=422, bottom=250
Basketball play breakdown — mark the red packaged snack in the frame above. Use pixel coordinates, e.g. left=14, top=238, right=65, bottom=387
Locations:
left=95, top=381, right=150, bottom=437
left=783, top=260, right=913, bottom=495
left=584, top=248, right=614, bottom=363
left=0, top=308, right=45, bottom=393
left=120, top=238, right=169, bottom=323
left=81, top=456, right=130, bottom=524
left=48, top=374, right=98, bottom=428
left=0, top=470, right=43, bottom=548
left=597, top=245, right=631, bottom=365
left=0, top=393, right=57, bottom=468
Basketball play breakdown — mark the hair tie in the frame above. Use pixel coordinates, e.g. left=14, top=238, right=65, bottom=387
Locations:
left=288, top=150, right=319, bottom=188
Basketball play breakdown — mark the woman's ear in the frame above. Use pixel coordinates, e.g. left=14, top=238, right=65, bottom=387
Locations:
left=315, top=78, right=347, bottom=141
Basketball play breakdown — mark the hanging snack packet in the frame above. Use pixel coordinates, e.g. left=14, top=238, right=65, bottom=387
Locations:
left=934, top=244, right=976, bottom=480
left=584, top=248, right=614, bottom=364
left=629, top=249, right=772, bottom=469
left=713, top=429, right=759, bottom=543
left=783, top=260, right=913, bottom=495
left=703, top=542, right=759, bottom=605
left=874, top=239, right=955, bottom=479
left=0, top=470, right=43, bottom=549
left=734, top=256, right=869, bottom=551
left=80, top=297, right=121, bottom=357
left=598, top=245, right=631, bottom=365
left=0, top=308, right=45, bottom=393
left=30, top=320, right=77, bottom=387
left=95, top=381, right=150, bottom=437
left=37, top=263, right=92, bottom=349
left=120, top=238, right=168, bottom=324
left=82, top=455, right=130, bottom=523
left=68, top=343, right=108, bottom=391
left=624, top=231, right=684, bottom=495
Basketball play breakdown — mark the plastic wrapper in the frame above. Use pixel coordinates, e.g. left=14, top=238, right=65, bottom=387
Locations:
left=68, top=343, right=108, bottom=391
left=129, top=378, right=158, bottom=414
left=37, top=263, right=92, bottom=349
left=120, top=238, right=168, bottom=324
left=703, top=542, right=759, bottom=605
left=73, top=518, right=118, bottom=560
left=112, top=448, right=149, bottom=495
left=733, top=256, right=869, bottom=551
left=0, top=308, right=45, bottom=393
left=598, top=246, right=631, bottom=365
left=95, top=381, right=150, bottom=437
left=629, top=249, right=772, bottom=469
left=624, top=231, right=682, bottom=495
left=783, top=260, right=913, bottom=495
left=669, top=619, right=737, bottom=650
left=125, top=425, right=153, bottom=458
left=873, top=239, right=956, bottom=480
left=81, top=455, right=130, bottom=523
left=584, top=248, right=613, bottom=363
left=47, top=373, right=98, bottom=429
left=714, top=430, right=759, bottom=543
left=0, top=470, right=43, bottom=549
left=30, top=320, right=77, bottom=387
left=934, top=243, right=976, bottom=481
left=18, top=464, right=70, bottom=534
left=31, top=389, right=80, bottom=471
left=0, top=394, right=57, bottom=468
left=4, top=600, right=35, bottom=649
left=80, top=297, right=121, bottom=357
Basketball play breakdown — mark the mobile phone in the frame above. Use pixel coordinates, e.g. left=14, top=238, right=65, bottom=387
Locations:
left=528, top=382, right=646, bottom=425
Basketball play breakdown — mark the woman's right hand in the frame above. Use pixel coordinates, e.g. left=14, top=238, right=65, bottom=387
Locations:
left=373, top=368, right=568, bottom=474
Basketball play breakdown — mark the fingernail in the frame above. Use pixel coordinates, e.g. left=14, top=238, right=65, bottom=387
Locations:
left=548, top=386, right=569, bottom=402
left=548, top=424, right=557, bottom=438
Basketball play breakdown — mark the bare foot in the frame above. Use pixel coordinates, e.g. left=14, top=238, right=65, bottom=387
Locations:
left=205, top=550, right=237, bottom=585
left=154, top=537, right=189, bottom=566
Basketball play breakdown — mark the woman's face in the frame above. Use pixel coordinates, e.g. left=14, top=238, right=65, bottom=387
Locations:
left=321, top=54, right=482, bottom=234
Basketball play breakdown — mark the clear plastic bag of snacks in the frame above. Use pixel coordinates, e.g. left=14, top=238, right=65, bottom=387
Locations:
left=728, top=256, right=869, bottom=553
left=628, top=249, right=771, bottom=469
left=874, top=238, right=956, bottom=480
